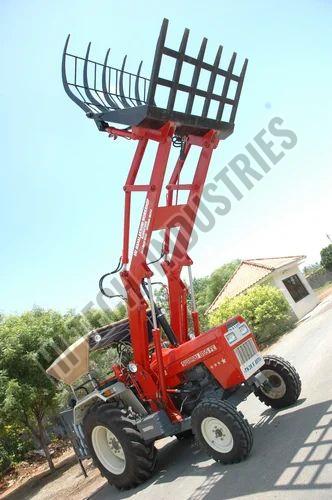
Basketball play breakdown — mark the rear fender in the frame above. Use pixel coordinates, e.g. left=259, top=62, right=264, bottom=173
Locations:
left=73, top=381, right=147, bottom=425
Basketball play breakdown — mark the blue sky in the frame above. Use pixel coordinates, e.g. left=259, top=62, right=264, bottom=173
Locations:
left=1, top=0, right=331, bottom=314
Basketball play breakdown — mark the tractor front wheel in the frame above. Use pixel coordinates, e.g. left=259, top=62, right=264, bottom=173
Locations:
left=84, top=405, right=156, bottom=490
left=254, top=355, right=301, bottom=409
left=191, top=400, right=253, bottom=464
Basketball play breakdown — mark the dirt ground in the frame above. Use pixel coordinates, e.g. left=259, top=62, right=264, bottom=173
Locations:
left=0, top=442, right=74, bottom=498
left=2, top=460, right=105, bottom=500
left=317, top=283, right=332, bottom=301
left=0, top=439, right=169, bottom=500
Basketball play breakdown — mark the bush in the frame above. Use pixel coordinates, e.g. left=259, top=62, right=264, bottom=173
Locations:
left=0, top=423, right=34, bottom=477
left=0, top=444, right=11, bottom=477
left=208, top=285, right=295, bottom=344
left=0, top=424, right=33, bottom=463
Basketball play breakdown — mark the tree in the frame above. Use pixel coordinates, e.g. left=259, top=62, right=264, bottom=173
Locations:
left=83, top=304, right=127, bottom=330
left=0, top=309, right=75, bottom=471
left=154, top=261, right=240, bottom=331
left=321, top=244, right=332, bottom=271
left=303, top=262, right=321, bottom=276
left=155, top=285, right=169, bottom=315
left=204, top=260, right=240, bottom=306
left=191, top=260, right=240, bottom=316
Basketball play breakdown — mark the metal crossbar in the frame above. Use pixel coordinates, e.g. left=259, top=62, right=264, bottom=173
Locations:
left=148, top=19, right=248, bottom=125
left=63, top=39, right=150, bottom=115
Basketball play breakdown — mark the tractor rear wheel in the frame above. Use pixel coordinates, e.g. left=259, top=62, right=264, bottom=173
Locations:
left=254, top=355, right=301, bottom=409
left=191, top=399, right=253, bottom=464
left=83, top=405, right=156, bottom=490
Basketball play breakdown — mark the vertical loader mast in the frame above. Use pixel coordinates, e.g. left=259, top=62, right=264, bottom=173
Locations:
left=62, top=18, right=247, bottom=414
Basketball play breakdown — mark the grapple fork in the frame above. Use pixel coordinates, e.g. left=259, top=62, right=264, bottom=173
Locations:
left=62, top=18, right=247, bottom=136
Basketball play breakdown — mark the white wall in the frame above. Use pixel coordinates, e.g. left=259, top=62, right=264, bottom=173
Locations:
left=271, top=265, right=319, bottom=319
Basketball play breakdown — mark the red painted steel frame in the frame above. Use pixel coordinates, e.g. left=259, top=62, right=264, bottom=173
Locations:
left=107, top=122, right=219, bottom=418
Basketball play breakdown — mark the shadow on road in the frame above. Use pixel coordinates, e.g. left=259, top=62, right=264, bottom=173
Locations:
left=91, top=398, right=332, bottom=499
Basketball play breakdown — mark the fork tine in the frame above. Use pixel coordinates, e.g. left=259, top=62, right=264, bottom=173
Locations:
left=147, top=18, right=168, bottom=106
left=185, top=37, right=207, bottom=115
left=102, top=48, right=120, bottom=110
left=134, top=61, right=143, bottom=105
left=118, top=55, right=131, bottom=108
left=229, top=58, right=248, bottom=124
left=216, top=52, right=237, bottom=121
left=166, top=28, right=189, bottom=112
left=62, top=35, right=92, bottom=114
left=202, top=45, right=223, bottom=118
left=83, top=42, right=107, bottom=112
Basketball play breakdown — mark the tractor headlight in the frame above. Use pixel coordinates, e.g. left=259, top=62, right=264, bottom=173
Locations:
left=238, top=322, right=250, bottom=335
left=225, top=321, right=250, bottom=345
left=128, top=362, right=138, bottom=373
left=226, top=332, right=237, bottom=344
left=94, top=333, right=102, bottom=343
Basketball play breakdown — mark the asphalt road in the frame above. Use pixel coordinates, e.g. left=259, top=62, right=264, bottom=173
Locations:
left=90, top=297, right=332, bottom=500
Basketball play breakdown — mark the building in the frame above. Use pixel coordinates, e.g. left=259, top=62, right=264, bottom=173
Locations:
left=208, top=256, right=319, bottom=320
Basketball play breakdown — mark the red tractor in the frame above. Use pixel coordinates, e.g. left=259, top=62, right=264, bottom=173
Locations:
left=47, top=18, right=301, bottom=490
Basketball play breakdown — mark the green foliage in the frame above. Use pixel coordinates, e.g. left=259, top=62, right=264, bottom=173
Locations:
left=209, top=285, right=295, bottom=344
left=320, top=244, right=332, bottom=271
left=204, top=260, right=240, bottom=306
left=155, top=286, right=170, bottom=316
left=81, top=305, right=127, bottom=380
left=90, top=348, right=118, bottom=380
left=83, top=304, right=126, bottom=330
left=194, top=260, right=240, bottom=329
left=0, top=304, right=127, bottom=474
left=303, top=262, right=322, bottom=276
left=0, top=445, right=11, bottom=476
left=155, top=261, right=240, bottom=331
left=0, top=309, right=76, bottom=471
left=0, top=423, right=33, bottom=463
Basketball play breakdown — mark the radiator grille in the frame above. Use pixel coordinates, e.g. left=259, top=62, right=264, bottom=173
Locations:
left=234, top=338, right=257, bottom=365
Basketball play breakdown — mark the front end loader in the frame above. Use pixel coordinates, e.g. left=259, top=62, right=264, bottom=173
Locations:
left=47, top=18, right=301, bottom=490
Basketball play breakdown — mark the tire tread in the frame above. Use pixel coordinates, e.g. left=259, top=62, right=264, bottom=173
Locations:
left=255, top=355, right=301, bottom=409
left=84, top=403, right=156, bottom=490
left=192, top=399, right=253, bottom=464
